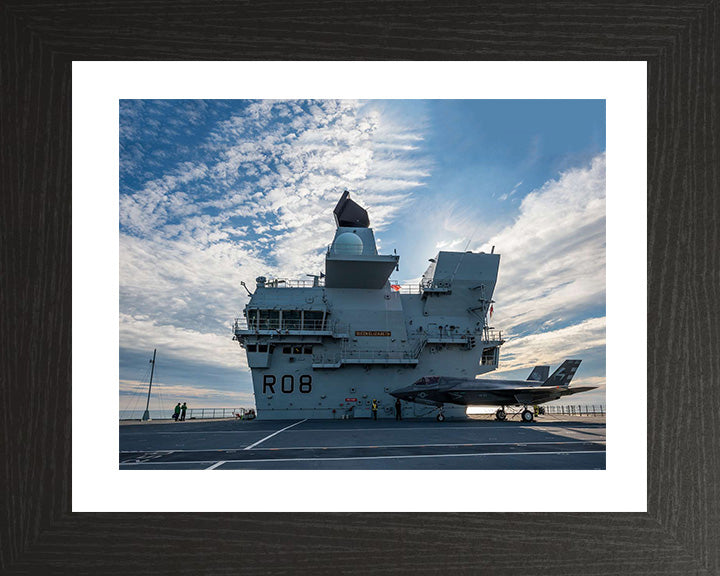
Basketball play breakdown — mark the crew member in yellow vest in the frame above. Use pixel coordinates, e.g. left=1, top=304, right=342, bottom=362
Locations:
left=371, top=399, right=378, bottom=420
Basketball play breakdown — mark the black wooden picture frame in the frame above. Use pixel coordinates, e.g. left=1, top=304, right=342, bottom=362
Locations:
left=2, top=2, right=718, bottom=574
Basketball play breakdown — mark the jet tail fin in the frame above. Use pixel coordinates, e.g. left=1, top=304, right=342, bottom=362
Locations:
left=527, top=366, right=550, bottom=382
left=542, top=360, right=582, bottom=387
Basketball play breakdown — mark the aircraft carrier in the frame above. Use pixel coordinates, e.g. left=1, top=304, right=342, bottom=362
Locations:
left=119, top=191, right=605, bottom=470
left=232, top=191, right=505, bottom=421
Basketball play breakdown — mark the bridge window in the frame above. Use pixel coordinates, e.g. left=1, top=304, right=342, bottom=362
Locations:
left=303, top=346, right=313, bottom=354
left=246, top=344, right=257, bottom=352
left=282, top=310, right=301, bottom=330
left=304, top=310, right=324, bottom=331
left=247, top=310, right=258, bottom=328
left=292, top=345, right=302, bottom=355
left=258, top=344, right=268, bottom=353
left=259, top=310, right=279, bottom=330
left=283, top=346, right=291, bottom=354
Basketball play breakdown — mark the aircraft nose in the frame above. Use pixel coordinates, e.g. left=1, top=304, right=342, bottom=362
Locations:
left=390, top=386, right=413, bottom=400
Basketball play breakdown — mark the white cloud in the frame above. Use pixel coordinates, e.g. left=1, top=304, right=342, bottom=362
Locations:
left=496, top=316, right=605, bottom=374
left=119, top=101, right=605, bottom=407
left=475, top=154, right=606, bottom=396
left=119, top=312, right=247, bottom=370
left=482, top=153, right=606, bottom=337
left=120, top=100, right=431, bottom=371
left=119, top=378, right=254, bottom=409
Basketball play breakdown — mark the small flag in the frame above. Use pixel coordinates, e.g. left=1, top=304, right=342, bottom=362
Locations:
left=391, top=284, right=401, bottom=292
left=489, top=304, right=494, bottom=318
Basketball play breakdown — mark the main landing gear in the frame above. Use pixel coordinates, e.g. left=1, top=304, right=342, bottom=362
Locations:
left=495, top=406, right=535, bottom=423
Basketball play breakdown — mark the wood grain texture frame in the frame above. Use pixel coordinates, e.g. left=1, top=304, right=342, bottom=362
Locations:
left=1, top=1, right=718, bottom=574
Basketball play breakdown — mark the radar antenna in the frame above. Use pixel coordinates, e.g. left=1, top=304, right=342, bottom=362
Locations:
left=333, top=190, right=370, bottom=228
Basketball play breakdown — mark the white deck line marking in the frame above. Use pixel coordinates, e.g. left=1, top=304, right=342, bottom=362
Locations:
left=243, top=419, right=308, bottom=450
left=205, top=461, right=226, bottom=470
left=120, top=449, right=606, bottom=465
left=120, top=430, right=282, bottom=436
left=120, top=424, right=603, bottom=436
left=120, top=440, right=605, bottom=454
left=283, top=425, right=603, bottom=433
left=254, top=440, right=605, bottom=450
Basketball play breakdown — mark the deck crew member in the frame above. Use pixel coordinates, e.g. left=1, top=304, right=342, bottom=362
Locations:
left=371, top=399, right=378, bottom=420
left=180, top=402, right=187, bottom=421
left=395, top=398, right=402, bottom=421
left=173, top=403, right=181, bottom=421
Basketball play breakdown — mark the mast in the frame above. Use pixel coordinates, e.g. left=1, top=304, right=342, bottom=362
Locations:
left=141, top=349, right=156, bottom=421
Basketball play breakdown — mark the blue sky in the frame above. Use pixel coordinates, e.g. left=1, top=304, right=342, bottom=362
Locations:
left=119, top=99, right=606, bottom=412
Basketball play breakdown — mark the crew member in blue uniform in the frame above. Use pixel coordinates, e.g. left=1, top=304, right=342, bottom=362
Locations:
left=395, top=398, right=402, bottom=420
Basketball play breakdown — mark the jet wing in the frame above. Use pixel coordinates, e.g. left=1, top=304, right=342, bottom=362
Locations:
left=415, top=384, right=597, bottom=406
left=509, top=387, right=563, bottom=404
left=473, top=385, right=588, bottom=405
left=556, top=386, right=597, bottom=396
left=444, top=386, right=565, bottom=405
left=510, top=385, right=597, bottom=404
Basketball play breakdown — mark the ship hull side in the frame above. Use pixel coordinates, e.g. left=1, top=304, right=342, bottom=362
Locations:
left=250, top=349, right=499, bottom=420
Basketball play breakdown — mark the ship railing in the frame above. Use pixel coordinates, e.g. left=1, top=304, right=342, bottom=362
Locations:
left=312, top=346, right=417, bottom=364
left=268, top=319, right=326, bottom=331
left=390, top=283, right=422, bottom=294
left=483, top=329, right=503, bottom=342
left=234, top=318, right=325, bottom=331
left=234, top=318, right=348, bottom=335
left=341, top=346, right=418, bottom=360
left=119, top=408, right=254, bottom=421
left=418, top=329, right=480, bottom=345
left=543, top=405, right=605, bottom=416
left=387, top=279, right=453, bottom=294
left=264, top=278, right=325, bottom=288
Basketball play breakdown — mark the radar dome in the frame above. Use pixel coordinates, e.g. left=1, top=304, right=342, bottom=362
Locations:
left=333, top=232, right=364, bottom=255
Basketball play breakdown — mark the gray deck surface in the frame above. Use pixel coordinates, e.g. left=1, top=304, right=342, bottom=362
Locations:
left=120, top=416, right=606, bottom=470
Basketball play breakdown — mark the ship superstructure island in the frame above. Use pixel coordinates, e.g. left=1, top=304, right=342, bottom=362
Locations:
left=233, top=192, right=505, bottom=420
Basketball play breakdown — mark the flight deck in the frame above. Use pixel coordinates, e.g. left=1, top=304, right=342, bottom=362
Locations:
left=119, top=415, right=606, bottom=470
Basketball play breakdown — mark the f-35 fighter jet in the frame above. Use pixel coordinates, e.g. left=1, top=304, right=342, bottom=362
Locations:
left=390, top=360, right=595, bottom=422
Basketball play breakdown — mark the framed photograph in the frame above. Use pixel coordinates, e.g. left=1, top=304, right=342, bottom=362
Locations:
left=78, top=64, right=636, bottom=511
left=114, top=96, right=610, bottom=475
left=3, top=2, right=718, bottom=574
